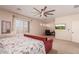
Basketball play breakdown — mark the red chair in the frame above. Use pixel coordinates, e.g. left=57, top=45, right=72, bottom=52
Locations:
left=24, top=34, right=53, bottom=53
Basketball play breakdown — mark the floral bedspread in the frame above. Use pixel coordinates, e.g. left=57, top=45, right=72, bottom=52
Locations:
left=0, top=36, right=45, bottom=54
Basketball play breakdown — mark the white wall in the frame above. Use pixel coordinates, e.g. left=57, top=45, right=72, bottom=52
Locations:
left=30, top=20, right=45, bottom=35
left=0, top=9, right=45, bottom=37
left=46, top=21, right=55, bottom=32
left=0, top=9, right=13, bottom=37
left=55, top=13, right=79, bottom=41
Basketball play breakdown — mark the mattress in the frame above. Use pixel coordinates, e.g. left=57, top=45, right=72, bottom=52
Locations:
left=0, top=35, right=45, bottom=54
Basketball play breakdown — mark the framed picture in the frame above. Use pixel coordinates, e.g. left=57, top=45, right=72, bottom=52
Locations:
left=55, top=24, right=66, bottom=30
left=1, top=20, right=11, bottom=34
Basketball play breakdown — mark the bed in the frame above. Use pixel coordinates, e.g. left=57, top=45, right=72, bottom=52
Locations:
left=0, top=35, right=45, bottom=54
left=24, top=34, right=53, bottom=53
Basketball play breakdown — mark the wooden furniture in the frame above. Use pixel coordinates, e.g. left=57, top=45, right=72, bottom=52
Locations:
left=45, top=30, right=55, bottom=36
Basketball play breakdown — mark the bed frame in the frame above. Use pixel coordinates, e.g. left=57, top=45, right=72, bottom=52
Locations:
left=24, top=34, right=53, bottom=53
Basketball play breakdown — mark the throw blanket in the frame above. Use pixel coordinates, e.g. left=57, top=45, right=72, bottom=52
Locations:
left=0, top=35, right=45, bottom=54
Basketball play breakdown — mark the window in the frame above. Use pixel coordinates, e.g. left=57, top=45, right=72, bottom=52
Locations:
left=15, top=19, right=30, bottom=34
left=24, top=21, right=30, bottom=33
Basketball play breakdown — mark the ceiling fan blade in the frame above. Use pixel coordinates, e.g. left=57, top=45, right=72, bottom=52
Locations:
left=43, top=6, right=47, bottom=11
left=40, top=6, right=47, bottom=13
left=45, top=15, right=47, bottom=17
left=44, top=14, right=47, bottom=17
left=45, top=10, right=55, bottom=13
left=41, top=9, right=43, bottom=13
left=33, top=8, right=41, bottom=13
left=32, top=12, right=38, bottom=14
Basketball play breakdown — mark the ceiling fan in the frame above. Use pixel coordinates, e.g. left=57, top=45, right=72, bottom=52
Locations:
left=33, top=6, right=55, bottom=17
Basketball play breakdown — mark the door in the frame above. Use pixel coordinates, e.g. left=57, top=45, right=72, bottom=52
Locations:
left=72, top=21, right=79, bottom=43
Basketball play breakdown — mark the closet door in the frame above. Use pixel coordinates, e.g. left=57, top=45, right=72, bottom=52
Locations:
left=72, top=20, right=79, bottom=43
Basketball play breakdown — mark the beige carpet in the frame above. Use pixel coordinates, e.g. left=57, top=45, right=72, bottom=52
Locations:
left=48, top=38, right=79, bottom=54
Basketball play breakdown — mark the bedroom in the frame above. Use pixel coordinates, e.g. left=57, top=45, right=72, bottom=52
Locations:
left=0, top=5, right=79, bottom=54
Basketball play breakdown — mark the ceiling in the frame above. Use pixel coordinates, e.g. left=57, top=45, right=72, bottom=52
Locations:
left=0, top=5, right=79, bottom=22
